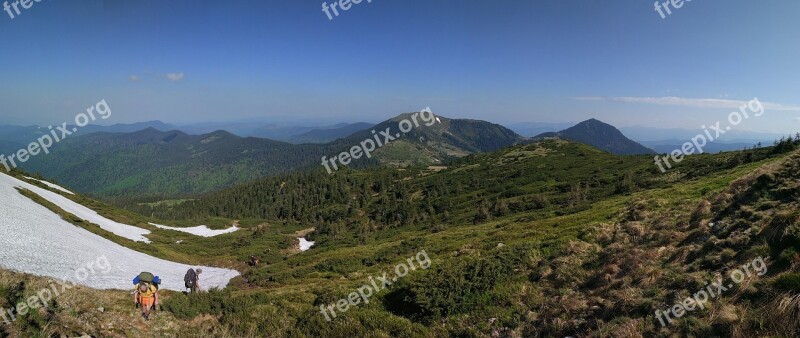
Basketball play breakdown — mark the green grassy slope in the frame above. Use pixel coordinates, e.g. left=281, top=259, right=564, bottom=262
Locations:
left=2, top=138, right=799, bottom=337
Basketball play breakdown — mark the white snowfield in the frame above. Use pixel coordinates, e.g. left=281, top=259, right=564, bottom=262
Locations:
left=149, top=222, right=240, bottom=237
left=0, top=172, right=240, bottom=291
left=15, top=174, right=152, bottom=243
left=298, top=237, right=315, bottom=251
left=23, top=176, right=75, bottom=195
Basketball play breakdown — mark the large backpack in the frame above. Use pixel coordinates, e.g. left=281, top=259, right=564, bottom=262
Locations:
left=152, top=275, right=161, bottom=290
left=138, top=272, right=155, bottom=283
left=134, top=272, right=160, bottom=290
left=184, top=269, right=197, bottom=288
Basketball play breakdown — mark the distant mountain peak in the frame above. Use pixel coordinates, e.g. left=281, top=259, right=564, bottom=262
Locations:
left=579, top=118, right=603, bottom=125
left=330, top=114, right=524, bottom=165
left=572, top=118, right=611, bottom=128
left=534, top=119, right=655, bottom=155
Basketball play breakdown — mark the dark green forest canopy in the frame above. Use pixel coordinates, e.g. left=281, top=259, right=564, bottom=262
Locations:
left=121, top=139, right=793, bottom=243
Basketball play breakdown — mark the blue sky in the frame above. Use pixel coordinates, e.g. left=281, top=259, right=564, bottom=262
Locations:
left=1, top=0, right=799, bottom=133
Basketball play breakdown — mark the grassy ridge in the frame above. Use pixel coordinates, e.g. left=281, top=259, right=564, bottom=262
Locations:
left=3, top=139, right=800, bottom=336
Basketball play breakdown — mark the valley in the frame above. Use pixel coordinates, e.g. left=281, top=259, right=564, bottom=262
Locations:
left=1, top=131, right=798, bottom=336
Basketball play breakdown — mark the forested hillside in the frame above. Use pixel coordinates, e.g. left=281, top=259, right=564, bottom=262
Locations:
left=128, top=138, right=794, bottom=246
left=20, top=128, right=352, bottom=197
left=5, top=137, right=800, bottom=337
left=19, top=114, right=523, bottom=198
left=329, top=114, right=524, bottom=166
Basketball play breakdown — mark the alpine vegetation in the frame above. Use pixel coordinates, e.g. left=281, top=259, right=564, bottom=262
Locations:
left=319, top=250, right=431, bottom=321
left=655, top=256, right=768, bottom=327
left=5, top=1, right=800, bottom=337
left=0, top=255, right=111, bottom=325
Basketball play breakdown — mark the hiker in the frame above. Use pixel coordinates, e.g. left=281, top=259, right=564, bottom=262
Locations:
left=184, top=268, right=202, bottom=293
left=133, top=272, right=161, bottom=289
left=248, top=255, right=260, bottom=266
left=133, top=272, right=160, bottom=320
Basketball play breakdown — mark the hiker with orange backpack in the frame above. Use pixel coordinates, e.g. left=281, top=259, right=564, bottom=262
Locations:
left=133, top=272, right=161, bottom=320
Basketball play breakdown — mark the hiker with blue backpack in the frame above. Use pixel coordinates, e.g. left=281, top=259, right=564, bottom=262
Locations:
left=133, top=272, right=161, bottom=320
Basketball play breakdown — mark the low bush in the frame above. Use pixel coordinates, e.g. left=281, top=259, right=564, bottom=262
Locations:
left=773, top=273, right=800, bottom=293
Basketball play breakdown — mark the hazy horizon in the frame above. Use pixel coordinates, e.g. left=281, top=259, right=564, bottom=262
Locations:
left=2, top=0, right=799, bottom=134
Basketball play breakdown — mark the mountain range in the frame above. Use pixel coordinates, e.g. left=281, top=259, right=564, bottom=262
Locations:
left=0, top=121, right=376, bottom=153
left=9, top=115, right=689, bottom=197
left=162, top=121, right=376, bottom=143
left=16, top=114, right=524, bottom=197
left=4, top=117, right=784, bottom=157
left=5, top=115, right=800, bottom=337
left=506, top=121, right=576, bottom=137
left=287, top=122, right=375, bottom=144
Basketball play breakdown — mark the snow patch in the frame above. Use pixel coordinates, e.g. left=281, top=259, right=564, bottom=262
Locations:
left=0, top=172, right=239, bottom=291
left=11, top=174, right=151, bottom=243
left=23, top=176, right=74, bottom=195
left=149, top=222, right=239, bottom=237
left=298, top=237, right=315, bottom=251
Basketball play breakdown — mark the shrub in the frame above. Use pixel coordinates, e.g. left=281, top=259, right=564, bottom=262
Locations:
left=163, top=289, right=229, bottom=319
left=765, top=212, right=800, bottom=251
left=384, top=245, right=528, bottom=322
left=773, top=273, right=800, bottom=293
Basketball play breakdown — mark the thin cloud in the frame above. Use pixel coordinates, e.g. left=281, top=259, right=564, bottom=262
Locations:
left=129, top=75, right=141, bottom=82
left=574, top=96, right=800, bottom=112
left=165, top=72, right=185, bottom=82
left=571, top=96, right=605, bottom=101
